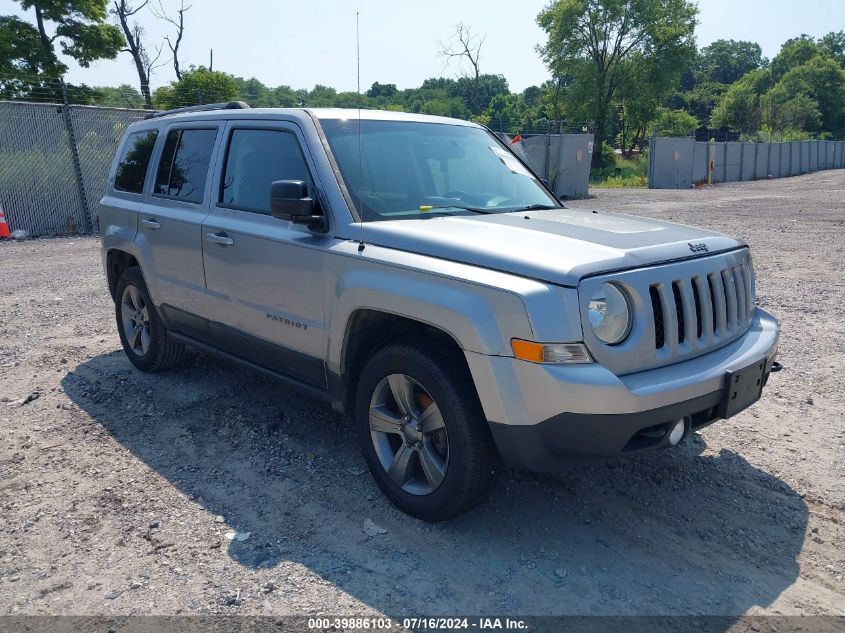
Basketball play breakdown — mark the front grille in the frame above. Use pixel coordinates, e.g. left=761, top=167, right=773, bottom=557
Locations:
left=649, top=259, right=753, bottom=350
left=580, top=248, right=755, bottom=376
left=649, top=286, right=664, bottom=349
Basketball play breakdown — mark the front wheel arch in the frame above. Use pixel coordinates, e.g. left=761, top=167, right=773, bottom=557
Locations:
left=339, top=310, right=472, bottom=415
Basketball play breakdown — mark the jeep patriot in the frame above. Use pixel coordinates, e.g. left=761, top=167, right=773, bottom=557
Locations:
left=99, top=103, right=780, bottom=520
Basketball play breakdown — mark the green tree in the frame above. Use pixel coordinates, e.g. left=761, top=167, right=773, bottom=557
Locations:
left=450, top=73, right=509, bottom=115
left=651, top=108, right=698, bottom=137
left=713, top=36, right=845, bottom=139
left=698, top=39, right=764, bottom=85
left=819, top=31, right=845, bottom=66
left=709, top=68, right=772, bottom=134
left=0, top=0, right=123, bottom=97
left=306, top=84, right=337, bottom=106
left=152, top=66, right=239, bottom=109
left=773, top=55, right=845, bottom=137
left=234, top=76, right=275, bottom=107
left=537, top=0, right=697, bottom=166
left=616, top=51, right=694, bottom=154
left=671, top=80, right=728, bottom=124
left=366, top=82, right=398, bottom=99
left=771, top=36, right=820, bottom=80
left=91, top=83, right=144, bottom=107
left=760, top=86, right=821, bottom=136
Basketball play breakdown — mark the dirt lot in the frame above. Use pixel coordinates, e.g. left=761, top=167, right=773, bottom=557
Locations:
left=1, top=171, right=844, bottom=619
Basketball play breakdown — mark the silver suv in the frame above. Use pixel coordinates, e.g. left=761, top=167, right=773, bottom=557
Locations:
left=99, top=104, right=780, bottom=521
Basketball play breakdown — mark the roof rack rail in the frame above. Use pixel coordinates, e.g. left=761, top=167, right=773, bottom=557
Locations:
left=145, top=101, right=251, bottom=119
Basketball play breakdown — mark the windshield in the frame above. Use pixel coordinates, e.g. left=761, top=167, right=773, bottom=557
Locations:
left=319, top=118, right=558, bottom=222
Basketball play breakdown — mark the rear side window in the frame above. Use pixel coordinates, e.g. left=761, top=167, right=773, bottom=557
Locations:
left=153, top=128, right=217, bottom=203
left=114, top=130, right=158, bottom=193
left=220, top=129, right=313, bottom=214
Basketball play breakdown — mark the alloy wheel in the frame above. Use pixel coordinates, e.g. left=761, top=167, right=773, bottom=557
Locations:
left=120, top=285, right=151, bottom=357
left=368, top=373, right=449, bottom=495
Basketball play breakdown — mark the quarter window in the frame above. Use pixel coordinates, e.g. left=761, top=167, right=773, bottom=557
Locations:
left=220, top=129, right=312, bottom=214
left=114, top=130, right=158, bottom=193
left=153, top=128, right=217, bottom=203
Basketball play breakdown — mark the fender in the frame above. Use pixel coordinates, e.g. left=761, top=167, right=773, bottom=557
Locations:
left=325, top=256, right=535, bottom=377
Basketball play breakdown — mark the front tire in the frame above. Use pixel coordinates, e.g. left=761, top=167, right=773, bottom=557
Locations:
left=114, top=267, right=184, bottom=372
left=354, top=344, right=500, bottom=521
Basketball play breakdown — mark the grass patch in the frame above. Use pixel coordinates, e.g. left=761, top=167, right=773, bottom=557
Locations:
left=590, top=155, right=648, bottom=188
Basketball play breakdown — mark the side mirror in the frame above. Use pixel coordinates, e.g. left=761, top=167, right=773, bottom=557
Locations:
left=270, top=180, right=326, bottom=230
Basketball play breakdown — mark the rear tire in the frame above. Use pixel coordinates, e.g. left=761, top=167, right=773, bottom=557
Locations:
left=114, top=266, right=184, bottom=372
left=354, top=343, right=500, bottom=521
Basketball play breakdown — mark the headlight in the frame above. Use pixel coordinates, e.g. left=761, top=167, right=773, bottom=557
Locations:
left=588, top=283, right=632, bottom=345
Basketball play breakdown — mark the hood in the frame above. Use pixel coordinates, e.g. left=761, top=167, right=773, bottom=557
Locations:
left=360, top=208, right=745, bottom=286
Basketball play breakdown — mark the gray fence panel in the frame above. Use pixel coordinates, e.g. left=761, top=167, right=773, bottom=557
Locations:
left=519, top=134, right=551, bottom=180
left=0, top=102, right=86, bottom=236
left=553, top=134, right=594, bottom=199
left=648, top=137, right=694, bottom=189
left=755, top=143, right=770, bottom=178
left=740, top=142, right=755, bottom=180
left=547, top=135, right=563, bottom=185
left=692, top=141, right=708, bottom=184
left=769, top=143, right=789, bottom=178
left=723, top=142, right=741, bottom=182
left=789, top=141, right=801, bottom=175
left=808, top=140, right=818, bottom=172
left=710, top=143, right=727, bottom=183
left=839, top=141, right=845, bottom=168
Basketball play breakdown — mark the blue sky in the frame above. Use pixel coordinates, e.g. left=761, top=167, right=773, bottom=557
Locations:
left=10, top=0, right=845, bottom=92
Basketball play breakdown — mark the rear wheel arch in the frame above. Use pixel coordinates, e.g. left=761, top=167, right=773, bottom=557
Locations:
left=106, top=249, right=140, bottom=300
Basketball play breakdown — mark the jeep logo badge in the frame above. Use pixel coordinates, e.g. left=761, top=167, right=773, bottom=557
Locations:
left=688, top=242, right=709, bottom=253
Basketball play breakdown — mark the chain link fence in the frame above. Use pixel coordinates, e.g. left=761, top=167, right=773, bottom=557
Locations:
left=0, top=101, right=149, bottom=236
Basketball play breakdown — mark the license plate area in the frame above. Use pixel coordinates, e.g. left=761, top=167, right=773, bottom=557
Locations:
left=719, top=358, right=767, bottom=418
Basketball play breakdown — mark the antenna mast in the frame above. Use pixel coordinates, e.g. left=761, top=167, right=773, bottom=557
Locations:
left=357, top=11, right=365, bottom=252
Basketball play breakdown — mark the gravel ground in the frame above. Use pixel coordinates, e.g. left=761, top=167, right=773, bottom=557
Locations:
left=1, top=170, right=844, bottom=618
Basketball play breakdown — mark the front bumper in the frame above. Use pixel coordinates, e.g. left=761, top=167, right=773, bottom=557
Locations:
left=465, top=307, right=779, bottom=470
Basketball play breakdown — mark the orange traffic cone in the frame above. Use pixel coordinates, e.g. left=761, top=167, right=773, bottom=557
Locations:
left=0, top=204, right=10, bottom=238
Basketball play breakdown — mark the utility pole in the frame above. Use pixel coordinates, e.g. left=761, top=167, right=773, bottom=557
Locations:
left=209, top=49, right=213, bottom=71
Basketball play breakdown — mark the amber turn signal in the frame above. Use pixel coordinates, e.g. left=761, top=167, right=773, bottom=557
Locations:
left=510, top=339, right=593, bottom=364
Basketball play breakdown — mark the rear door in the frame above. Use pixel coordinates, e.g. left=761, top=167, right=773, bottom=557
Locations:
left=201, top=120, right=330, bottom=388
left=136, top=122, right=221, bottom=317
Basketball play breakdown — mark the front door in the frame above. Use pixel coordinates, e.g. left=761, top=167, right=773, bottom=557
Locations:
left=201, top=120, right=330, bottom=388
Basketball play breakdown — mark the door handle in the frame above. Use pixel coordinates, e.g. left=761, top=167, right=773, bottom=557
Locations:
left=206, top=232, right=234, bottom=246
left=140, top=218, right=160, bottom=229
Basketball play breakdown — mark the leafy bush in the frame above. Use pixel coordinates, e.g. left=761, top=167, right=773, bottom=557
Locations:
left=590, top=154, right=648, bottom=188
left=599, top=141, right=617, bottom=167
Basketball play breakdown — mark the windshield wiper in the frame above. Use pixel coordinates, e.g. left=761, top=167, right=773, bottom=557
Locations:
left=418, top=204, right=493, bottom=215
left=510, top=203, right=561, bottom=212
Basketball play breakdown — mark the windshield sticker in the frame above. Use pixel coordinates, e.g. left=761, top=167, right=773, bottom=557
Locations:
left=489, top=146, right=534, bottom=178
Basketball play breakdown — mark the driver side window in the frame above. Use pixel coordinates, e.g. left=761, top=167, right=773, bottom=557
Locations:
left=220, top=129, right=313, bottom=215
